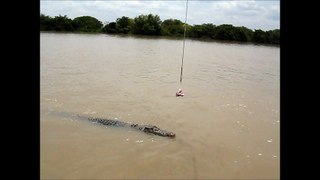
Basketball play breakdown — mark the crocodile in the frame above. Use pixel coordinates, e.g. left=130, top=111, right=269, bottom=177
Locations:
left=87, top=117, right=175, bottom=138
left=46, top=111, right=175, bottom=138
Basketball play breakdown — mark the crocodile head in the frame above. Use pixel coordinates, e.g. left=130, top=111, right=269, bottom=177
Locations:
left=142, top=125, right=175, bottom=138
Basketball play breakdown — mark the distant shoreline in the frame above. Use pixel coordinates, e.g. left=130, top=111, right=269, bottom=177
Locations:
left=40, top=14, right=280, bottom=45
left=40, top=31, right=279, bottom=47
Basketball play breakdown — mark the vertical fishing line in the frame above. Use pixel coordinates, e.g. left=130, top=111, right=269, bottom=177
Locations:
left=179, top=0, right=189, bottom=83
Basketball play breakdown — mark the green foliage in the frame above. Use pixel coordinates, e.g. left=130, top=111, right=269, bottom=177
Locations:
left=116, top=16, right=134, bottom=34
left=161, top=19, right=184, bottom=36
left=40, top=14, right=54, bottom=31
left=133, top=14, right=162, bottom=35
left=187, top=23, right=216, bottom=38
left=40, top=13, right=279, bottom=44
left=72, top=16, right=103, bottom=32
left=266, top=29, right=280, bottom=44
left=51, top=15, right=74, bottom=31
left=237, top=26, right=254, bottom=42
left=253, top=29, right=267, bottom=43
left=214, top=24, right=237, bottom=40
left=102, top=22, right=117, bottom=33
left=212, top=24, right=256, bottom=42
left=187, top=25, right=203, bottom=38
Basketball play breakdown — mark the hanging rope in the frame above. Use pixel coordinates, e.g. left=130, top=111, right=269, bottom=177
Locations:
left=180, top=0, right=189, bottom=83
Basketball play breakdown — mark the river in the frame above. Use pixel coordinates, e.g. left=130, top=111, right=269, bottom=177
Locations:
left=40, top=32, right=280, bottom=179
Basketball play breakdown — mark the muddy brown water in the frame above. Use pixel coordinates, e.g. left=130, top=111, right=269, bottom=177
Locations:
left=40, top=32, right=279, bottom=179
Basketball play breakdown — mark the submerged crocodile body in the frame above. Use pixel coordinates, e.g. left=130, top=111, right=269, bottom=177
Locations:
left=47, top=111, right=175, bottom=138
left=87, top=117, right=175, bottom=138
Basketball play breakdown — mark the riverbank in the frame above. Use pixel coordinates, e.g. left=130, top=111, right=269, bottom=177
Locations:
left=40, top=31, right=279, bottom=47
left=40, top=14, right=280, bottom=45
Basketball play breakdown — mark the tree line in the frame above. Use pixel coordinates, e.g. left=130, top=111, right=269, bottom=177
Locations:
left=40, top=14, right=279, bottom=44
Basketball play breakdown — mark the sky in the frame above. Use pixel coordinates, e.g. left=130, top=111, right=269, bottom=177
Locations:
left=40, top=0, right=280, bottom=31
